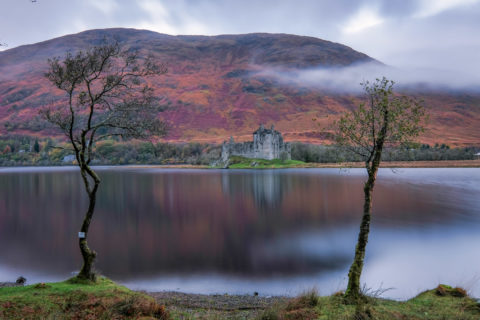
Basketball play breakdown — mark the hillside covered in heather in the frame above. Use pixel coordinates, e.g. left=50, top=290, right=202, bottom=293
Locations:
left=0, top=28, right=479, bottom=146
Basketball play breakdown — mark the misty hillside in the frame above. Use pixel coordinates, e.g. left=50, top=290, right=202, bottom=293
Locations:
left=0, top=28, right=479, bottom=145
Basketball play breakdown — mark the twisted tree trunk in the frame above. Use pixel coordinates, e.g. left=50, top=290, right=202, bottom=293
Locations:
left=76, top=163, right=101, bottom=281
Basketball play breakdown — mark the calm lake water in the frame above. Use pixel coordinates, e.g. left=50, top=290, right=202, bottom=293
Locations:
left=0, top=167, right=479, bottom=299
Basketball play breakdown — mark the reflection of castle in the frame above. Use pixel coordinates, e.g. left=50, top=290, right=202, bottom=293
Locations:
left=221, top=170, right=290, bottom=209
left=250, top=171, right=285, bottom=208
left=221, top=125, right=291, bottom=164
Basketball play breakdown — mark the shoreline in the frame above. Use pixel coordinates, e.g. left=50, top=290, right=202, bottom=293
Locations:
left=110, top=159, right=480, bottom=169
left=2, top=279, right=479, bottom=319
left=1, top=159, right=479, bottom=170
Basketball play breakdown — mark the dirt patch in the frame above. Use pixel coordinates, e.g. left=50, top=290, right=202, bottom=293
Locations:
left=148, top=291, right=290, bottom=319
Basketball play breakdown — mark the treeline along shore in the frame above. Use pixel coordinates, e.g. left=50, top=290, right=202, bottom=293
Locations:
left=0, top=135, right=478, bottom=167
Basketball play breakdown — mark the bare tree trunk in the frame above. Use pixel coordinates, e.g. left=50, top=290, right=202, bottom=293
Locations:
left=76, top=165, right=100, bottom=281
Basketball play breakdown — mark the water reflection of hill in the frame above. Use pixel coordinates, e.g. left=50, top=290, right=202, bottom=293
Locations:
left=0, top=168, right=478, bottom=281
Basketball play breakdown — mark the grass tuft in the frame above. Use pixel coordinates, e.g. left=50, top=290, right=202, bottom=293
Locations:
left=286, top=289, right=319, bottom=310
left=435, top=284, right=467, bottom=298
left=258, top=307, right=281, bottom=320
left=258, top=289, right=320, bottom=320
left=32, top=283, right=50, bottom=289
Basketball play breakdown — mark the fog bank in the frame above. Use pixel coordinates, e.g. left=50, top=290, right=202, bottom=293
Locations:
left=255, top=62, right=480, bottom=93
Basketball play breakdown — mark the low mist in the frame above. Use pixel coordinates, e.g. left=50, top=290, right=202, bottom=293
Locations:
left=254, top=62, right=480, bottom=93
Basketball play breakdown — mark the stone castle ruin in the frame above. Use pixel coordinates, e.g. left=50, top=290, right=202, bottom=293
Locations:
left=220, top=125, right=291, bottom=164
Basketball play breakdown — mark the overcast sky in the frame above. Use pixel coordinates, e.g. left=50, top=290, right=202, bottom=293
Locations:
left=1, top=0, right=480, bottom=79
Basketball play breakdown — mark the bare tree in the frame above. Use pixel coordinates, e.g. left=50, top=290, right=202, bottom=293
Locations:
left=42, top=42, right=168, bottom=281
left=336, top=77, right=426, bottom=302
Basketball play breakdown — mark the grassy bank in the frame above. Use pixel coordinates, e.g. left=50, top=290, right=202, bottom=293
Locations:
left=1, top=279, right=480, bottom=319
left=219, top=156, right=480, bottom=169
left=0, top=277, right=169, bottom=320
left=258, top=286, right=480, bottom=320
left=225, top=156, right=310, bottom=169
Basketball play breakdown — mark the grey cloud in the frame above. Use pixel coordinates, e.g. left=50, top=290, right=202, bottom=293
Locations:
left=1, top=0, right=479, bottom=89
left=377, top=0, right=419, bottom=17
left=339, top=3, right=480, bottom=73
left=0, top=0, right=367, bottom=47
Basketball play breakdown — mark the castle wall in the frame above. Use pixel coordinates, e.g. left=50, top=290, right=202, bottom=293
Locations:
left=227, top=142, right=256, bottom=158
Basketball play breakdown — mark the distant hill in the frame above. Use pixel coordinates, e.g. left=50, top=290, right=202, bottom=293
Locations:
left=0, top=28, right=479, bottom=146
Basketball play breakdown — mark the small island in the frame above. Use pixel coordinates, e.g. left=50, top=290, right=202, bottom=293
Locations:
left=218, top=124, right=292, bottom=168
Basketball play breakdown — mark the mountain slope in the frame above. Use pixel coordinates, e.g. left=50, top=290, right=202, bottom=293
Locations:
left=0, top=28, right=479, bottom=145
